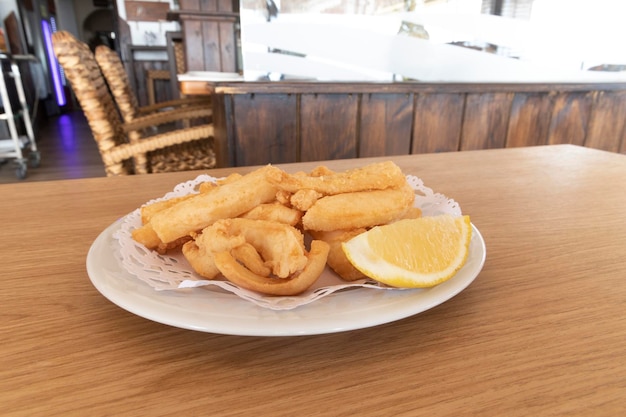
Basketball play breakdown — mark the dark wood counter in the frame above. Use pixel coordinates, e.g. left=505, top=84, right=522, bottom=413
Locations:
left=180, top=79, right=626, bottom=167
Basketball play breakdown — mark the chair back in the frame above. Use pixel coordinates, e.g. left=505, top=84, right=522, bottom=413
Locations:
left=94, top=44, right=142, bottom=122
left=51, top=31, right=132, bottom=175
left=166, top=31, right=186, bottom=100
left=173, top=37, right=186, bottom=74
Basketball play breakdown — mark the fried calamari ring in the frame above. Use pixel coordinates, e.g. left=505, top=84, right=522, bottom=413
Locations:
left=181, top=221, right=248, bottom=280
left=182, top=232, right=271, bottom=280
left=195, top=218, right=308, bottom=279
left=213, top=240, right=330, bottom=296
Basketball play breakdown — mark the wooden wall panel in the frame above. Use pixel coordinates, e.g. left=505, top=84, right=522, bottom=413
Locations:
left=201, top=21, right=222, bottom=71
left=412, top=93, right=464, bottom=153
left=231, top=94, right=297, bottom=166
left=218, top=0, right=237, bottom=11
left=547, top=92, right=593, bottom=146
left=461, top=93, right=513, bottom=150
left=218, top=21, right=237, bottom=71
left=506, top=93, right=554, bottom=147
left=359, top=93, right=413, bottom=157
left=585, top=91, right=626, bottom=153
left=176, top=0, right=239, bottom=72
left=179, top=0, right=200, bottom=9
left=200, top=0, right=216, bottom=10
left=300, top=94, right=358, bottom=162
left=180, top=0, right=237, bottom=11
left=179, top=0, right=234, bottom=12
left=183, top=21, right=204, bottom=71
left=182, top=20, right=238, bottom=72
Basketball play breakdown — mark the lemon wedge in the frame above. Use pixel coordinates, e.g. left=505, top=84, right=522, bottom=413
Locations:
left=342, top=215, right=472, bottom=288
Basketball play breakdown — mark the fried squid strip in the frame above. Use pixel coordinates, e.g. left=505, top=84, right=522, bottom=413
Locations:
left=140, top=194, right=195, bottom=224
left=302, top=182, right=415, bottom=231
left=265, top=161, right=406, bottom=195
left=149, top=166, right=278, bottom=243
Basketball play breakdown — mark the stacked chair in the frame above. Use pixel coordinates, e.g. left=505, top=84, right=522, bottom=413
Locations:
left=51, top=31, right=216, bottom=175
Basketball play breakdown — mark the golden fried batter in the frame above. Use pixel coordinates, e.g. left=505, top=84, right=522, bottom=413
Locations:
left=290, top=189, right=323, bottom=211
left=132, top=161, right=424, bottom=295
left=197, top=218, right=307, bottom=279
left=239, top=202, right=303, bottom=226
left=149, top=166, right=278, bottom=243
left=213, top=240, right=330, bottom=296
left=310, top=229, right=366, bottom=281
left=265, top=161, right=406, bottom=195
left=302, top=182, right=415, bottom=231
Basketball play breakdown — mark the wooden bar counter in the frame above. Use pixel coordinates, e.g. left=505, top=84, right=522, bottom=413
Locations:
left=181, top=78, right=626, bottom=167
left=1, top=145, right=625, bottom=416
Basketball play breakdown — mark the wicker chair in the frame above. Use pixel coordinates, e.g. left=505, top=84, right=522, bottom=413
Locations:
left=94, top=43, right=209, bottom=124
left=52, top=31, right=216, bottom=175
left=145, top=69, right=170, bottom=106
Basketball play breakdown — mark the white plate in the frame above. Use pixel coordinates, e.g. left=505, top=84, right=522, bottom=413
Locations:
left=86, top=220, right=486, bottom=336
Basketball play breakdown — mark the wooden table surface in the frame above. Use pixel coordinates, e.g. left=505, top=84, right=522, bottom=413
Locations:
left=2, top=145, right=625, bottom=416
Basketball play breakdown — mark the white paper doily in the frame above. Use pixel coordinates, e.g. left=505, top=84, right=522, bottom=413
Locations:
left=113, top=174, right=461, bottom=310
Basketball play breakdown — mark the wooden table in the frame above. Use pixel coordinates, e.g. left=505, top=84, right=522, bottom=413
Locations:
left=180, top=77, right=626, bottom=168
left=2, top=145, right=625, bottom=416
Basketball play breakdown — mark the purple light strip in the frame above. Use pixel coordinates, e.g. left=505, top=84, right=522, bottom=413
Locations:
left=41, top=19, right=66, bottom=106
